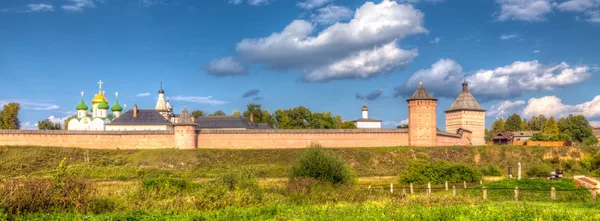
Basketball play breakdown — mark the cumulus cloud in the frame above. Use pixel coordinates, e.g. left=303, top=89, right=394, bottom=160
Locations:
left=382, top=118, right=409, bottom=128
left=486, top=100, right=526, bottom=117
left=557, top=0, right=600, bottom=12
left=355, top=88, right=384, bottom=101
left=62, top=0, right=101, bottom=12
left=47, top=115, right=69, bottom=128
left=241, top=89, right=260, bottom=98
left=248, top=0, right=270, bottom=6
left=394, top=59, right=595, bottom=101
left=21, top=122, right=38, bottom=130
left=500, top=34, right=520, bottom=40
left=135, top=92, right=151, bottom=97
left=170, top=96, right=228, bottom=105
left=27, top=4, right=54, bottom=12
left=234, top=0, right=427, bottom=82
left=205, top=57, right=248, bottom=77
left=521, top=95, right=600, bottom=118
left=495, top=0, right=554, bottom=22
left=310, top=5, right=353, bottom=25
left=297, top=0, right=334, bottom=9
left=396, top=0, right=444, bottom=3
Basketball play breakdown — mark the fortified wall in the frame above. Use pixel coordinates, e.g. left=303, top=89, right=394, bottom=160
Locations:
left=0, top=129, right=468, bottom=149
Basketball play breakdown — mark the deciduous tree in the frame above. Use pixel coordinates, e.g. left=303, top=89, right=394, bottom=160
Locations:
left=37, top=119, right=61, bottom=130
left=232, top=110, right=241, bottom=116
left=544, top=116, right=559, bottom=135
left=191, top=110, right=205, bottom=118
left=505, top=113, right=522, bottom=131
left=491, top=118, right=505, bottom=132
left=397, top=124, right=409, bottom=129
left=340, top=121, right=357, bottom=129
left=557, top=114, right=594, bottom=142
left=2, top=103, right=20, bottom=129
left=210, top=110, right=226, bottom=116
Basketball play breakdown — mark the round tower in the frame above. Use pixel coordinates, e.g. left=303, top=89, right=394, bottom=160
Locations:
left=174, top=107, right=197, bottom=149
left=407, top=82, right=437, bottom=146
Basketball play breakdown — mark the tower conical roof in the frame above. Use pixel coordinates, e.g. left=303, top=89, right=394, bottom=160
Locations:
left=445, top=80, right=485, bottom=112
left=407, top=83, right=437, bottom=101
left=177, top=107, right=197, bottom=125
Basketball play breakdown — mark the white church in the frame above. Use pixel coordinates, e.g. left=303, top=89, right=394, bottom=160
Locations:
left=350, top=101, right=382, bottom=128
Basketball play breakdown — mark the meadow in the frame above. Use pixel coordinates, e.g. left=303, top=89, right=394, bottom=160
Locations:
left=1, top=145, right=599, bottom=220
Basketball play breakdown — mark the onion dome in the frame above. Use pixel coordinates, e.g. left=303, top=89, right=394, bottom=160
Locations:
left=111, top=100, right=123, bottom=112
left=97, top=99, right=109, bottom=109
left=92, top=93, right=108, bottom=105
left=76, top=99, right=88, bottom=111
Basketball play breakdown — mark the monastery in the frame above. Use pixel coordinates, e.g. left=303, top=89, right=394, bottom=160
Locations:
left=1, top=80, right=486, bottom=149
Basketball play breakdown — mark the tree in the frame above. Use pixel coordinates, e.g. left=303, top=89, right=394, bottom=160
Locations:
left=242, top=104, right=275, bottom=127
left=210, top=110, right=226, bottom=116
left=528, top=116, right=539, bottom=131
left=191, top=110, right=205, bottom=118
left=333, top=115, right=343, bottom=129
left=544, top=116, right=559, bottom=135
left=273, top=106, right=311, bottom=129
left=2, top=103, right=21, bottom=129
left=309, top=112, right=336, bottom=129
left=397, top=124, right=409, bottom=129
left=505, top=113, right=522, bottom=132
left=557, top=114, right=594, bottom=143
left=485, top=128, right=492, bottom=142
left=490, top=118, right=505, bottom=132
left=340, top=121, right=357, bottom=129
left=232, top=110, right=241, bottom=116
left=521, top=119, right=528, bottom=131
left=37, top=119, right=61, bottom=130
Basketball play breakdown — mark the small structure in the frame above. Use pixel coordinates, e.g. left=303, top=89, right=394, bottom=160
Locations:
left=351, top=100, right=382, bottom=129
left=492, top=132, right=514, bottom=145
left=512, top=131, right=540, bottom=142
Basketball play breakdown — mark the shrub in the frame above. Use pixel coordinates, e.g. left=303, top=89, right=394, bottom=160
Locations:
left=216, top=169, right=259, bottom=191
left=415, top=152, right=430, bottom=161
left=398, top=160, right=482, bottom=184
left=526, top=164, right=553, bottom=177
left=480, top=165, right=503, bottom=176
left=290, top=143, right=356, bottom=185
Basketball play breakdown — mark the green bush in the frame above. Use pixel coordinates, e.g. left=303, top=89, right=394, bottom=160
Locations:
left=526, top=164, right=553, bottom=177
left=398, top=160, right=482, bottom=184
left=216, top=169, right=259, bottom=191
left=479, top=165, right=503, bottom=176
left=290, top=143, right=356, bottom=185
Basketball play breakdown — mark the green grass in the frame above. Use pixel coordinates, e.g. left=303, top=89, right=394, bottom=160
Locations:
left=470, top=178, right=591, bottom=202
left=1, top=145, right=598, bottom=180
left=5, top=202, right=600, bottom=221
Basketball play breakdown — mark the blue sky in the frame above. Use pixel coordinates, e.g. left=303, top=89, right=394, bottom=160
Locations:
left=1, top=0, right=599, bottom=130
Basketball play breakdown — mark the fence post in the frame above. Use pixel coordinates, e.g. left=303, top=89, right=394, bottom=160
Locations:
left=464, top=181, right=467, bottom=189
left=390, top=184, right=394, bottom=194
left=518, top=162, right=522, bottom=180
left=445, top=181, right=448, bottom=191
left=551, top=187, right=556, bottom=202
left=427, top=182, right=432, bottom=197
left=593, top=189, right=597, bottom=202
left=480, top=180, right=483, bottom=185
left=368, top=185, right=371, bottom=195
left=452, top=185, right=456, bottom=197
left=410, top=183, right=414, bottom=194
left=402, top=187, right=406, bottom=197
left=515, top=187, right=519, bottom=201
left=483, top=187, right=487, bottom=200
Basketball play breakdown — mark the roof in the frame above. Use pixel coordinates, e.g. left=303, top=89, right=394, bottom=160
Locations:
left=107, top=109, right=173, bottom=125
left=361, top=103, right=368, bottom=111
left=111, top=100, right=123, bottom=112
left=407, top=83, right=437, bottom=101
left=194, top=116, right=272, bottom=129
left=76, top=99, right=88, bottom=111
left=92, top=93, right=108, bottom=105
left=176, top=107, right=196, bottom=125
left=350, top=118, right=382, bottom=123
left=492, top=132, right=514, bottom=140
left=512, top=131, right=540, bottom=137
left=97, top=99, right=109, bottom=109
left=445, top=80, right=485, bottom=112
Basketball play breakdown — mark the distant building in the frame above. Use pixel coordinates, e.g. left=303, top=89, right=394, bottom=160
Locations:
left=445, top=79, right=486, bottom=146
left=513, top=131, right=540, bottom=142
left=194, top=115, right=272, bottom=130
left=350, top=102, right=382, bottom=129
left=68, top=81, right=123, bottom=130
left=492, top=132, right=514, bottom=145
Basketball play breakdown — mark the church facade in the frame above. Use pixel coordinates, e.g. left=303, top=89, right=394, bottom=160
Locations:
left=67, top=81, right=123, bottom=131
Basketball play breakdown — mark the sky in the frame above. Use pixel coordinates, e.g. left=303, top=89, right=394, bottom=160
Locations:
left=1, top=0, right=599, bottom=130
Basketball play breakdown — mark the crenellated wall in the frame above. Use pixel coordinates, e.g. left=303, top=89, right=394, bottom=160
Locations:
left=0, top=128, right=468, bottom=149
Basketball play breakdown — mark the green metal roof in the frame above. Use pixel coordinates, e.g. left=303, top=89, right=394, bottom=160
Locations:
left=76, top=99, right=88, bottom=111
left=111, top=100, right=123, bottom=111
left=97, top=99, right=109, bottom=109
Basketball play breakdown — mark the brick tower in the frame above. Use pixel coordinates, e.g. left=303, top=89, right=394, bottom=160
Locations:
left=174, top=107, right=197, bottom=149
left=407, top=82, right=438, bottom=146
left=445, top=79, right=486, bottom=145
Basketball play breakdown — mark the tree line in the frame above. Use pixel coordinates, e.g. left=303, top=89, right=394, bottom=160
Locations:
left=485, top=113, right=597, bottom=145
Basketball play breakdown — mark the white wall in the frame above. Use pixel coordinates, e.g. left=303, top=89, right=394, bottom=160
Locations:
left=105, top=125, right=173, bottom=131
left=356, top=121, right=381, bottom=129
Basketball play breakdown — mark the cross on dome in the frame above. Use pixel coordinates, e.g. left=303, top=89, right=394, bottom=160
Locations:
left=115, top=92, right=119, bottom=98
left=81, top=91, right=84, bottom=98
left=98, top=80, right=103, bottom=93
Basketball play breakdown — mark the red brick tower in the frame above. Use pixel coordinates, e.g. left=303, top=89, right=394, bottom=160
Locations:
left=407, top=82, right=438, bottom=146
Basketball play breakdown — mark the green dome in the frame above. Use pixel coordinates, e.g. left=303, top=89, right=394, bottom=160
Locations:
left=97, top=99, right=109, bottom=109
left=111, top=100, right=123, bottom=111
left=76, top=99, right=88, bottom=111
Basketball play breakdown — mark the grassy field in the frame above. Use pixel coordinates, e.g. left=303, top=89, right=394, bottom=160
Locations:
left=1, top=145, right=597, bottom=180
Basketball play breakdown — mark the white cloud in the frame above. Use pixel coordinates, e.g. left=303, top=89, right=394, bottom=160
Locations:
left=205, top=56, right=248, bottom=77
left=135, top=92, right=151, bottom=97
left=521, top=95, right=600, bottom=119
left=382, top=118, right=409, bottom=127
left=486, top=100, right=526, bottom=117
left=297, top=0, right=334, bottom=9
left=47, top=115, right=69, bottom=128
left=27, top=4, right=54, bottom=12
left=557, top=0, right=600, bottom=12
left=235, top=0, right=427, bottom=82
left=170, top=96, right=228, bottom=105
left=229, top=0, right=243, bottom=5
left=586, top=10, right=600, bottom=22
left=500, top=34, right=520, bottom=40
left=21, top=122, right=38, bottom=130
left=310, top=5, right=353, bottom=25
left=248, top=0, right=269, bottom=6
left=0, top=99, right=61, bottom=111
left=61, top=0, right=100, bottom=12
left=533, top=50, right=541, bottom=53
left=590, top=121, right=600, bottom=127
left=394, top=59, right=594, bottom=101
left=396, top=0, right=444, bottom=3
left=495, top=0, right=554, bottom=22
left=394, top=58, right=463, bottom=98
left=430, top=37, right=441, bottom=44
